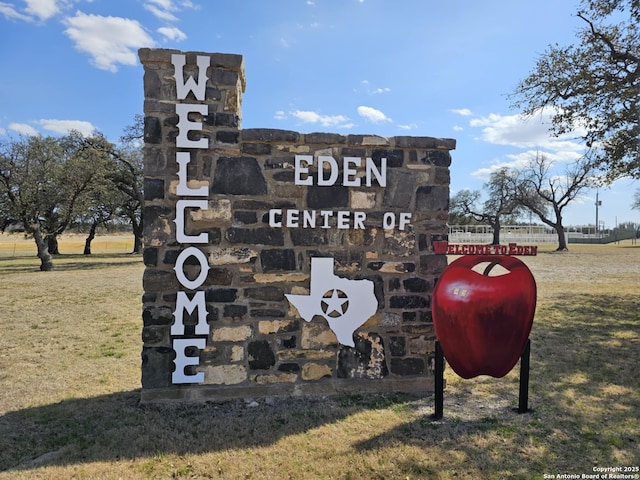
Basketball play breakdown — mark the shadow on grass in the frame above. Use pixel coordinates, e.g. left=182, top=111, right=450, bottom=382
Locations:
left=1, top=294, right=638, bottom=475
left=354, top=293, right=639, bottom=474
left=0, top=390, right=402, bottom=472
left=0, top=253, right=142, bottom=274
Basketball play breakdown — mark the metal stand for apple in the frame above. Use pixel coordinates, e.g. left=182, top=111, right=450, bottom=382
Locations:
left=433, top=339, right=531, bottom=420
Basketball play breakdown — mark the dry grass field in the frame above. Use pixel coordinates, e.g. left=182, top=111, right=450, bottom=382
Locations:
left=0, top=234, right=638, bottom=479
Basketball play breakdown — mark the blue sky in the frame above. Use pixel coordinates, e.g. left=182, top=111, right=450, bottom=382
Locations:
left=1, top=0, right=637, bottom=228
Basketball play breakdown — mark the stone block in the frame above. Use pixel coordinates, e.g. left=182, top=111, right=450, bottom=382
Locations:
left=300, top=321, right=337, bottom=349
left=209, top=247, right=258, bottom=265
left=226, top=228, right=284, bottom=246
left=389, top=295, right=429, bottom=309
left=382, top=170, right=414, bottom=208
left=142, top=305, right=173, bottom=327
left=201, top=365, right=247, bottom=385
left=248, top=340, right=276, bottom=370
left=141, top=346, right=174, bottom=388
left=249, top=309, right=286, bottom=318
left=301, top=363, right=332, bottom=380
left=278, top=363, right=300, bottom=373
left=337, top=333, right=388, bottom=379
left=350, top=191, right=376, bottom=209
left=211, top=157, right=268, bottom=195
left=144, top=116, right=162, bottom=144
left=241, top=128, right=300, bottom=143
left=260, top=248, right=296, bottom=272
left=223, top=305, right=247, bottom=319
left=390, top=357, right=425, bottom=376
left=212, top=325, right=252, bottom=342
left=305, top=133, right=347, bottom=144
left=307, top=185, right=349, bottom=208
left=241, top=142, right=271, bottom=155
left=419, top=254, right=448, bottom=275
left=258, top=319, right=299, bottom=335
left=251, top=373, right=297, bottom=384
left=205, top=288, right=237, bottom=303
left=388, top=336, right=406, bottom=356
left=245, top=286, right=285, bottom=301
left=408, top=335, right=433, bottom=355
left=403, top=277, right=429, bottom=292
left=415, top=185, right=449, bottom=211
left=421, top=150, right=452, bottom=167
left=142, top=325, right=168, bottom=345
left=144, top=178, right=165, bottom=201
left=143, top=247, right=158, bottom=267
left=372, top=148, right=404, bottom=168
left=234, top=211, right=257, bottom=224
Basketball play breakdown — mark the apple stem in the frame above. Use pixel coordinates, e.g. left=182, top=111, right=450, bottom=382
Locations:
left=482, top=261, right=501, bottom=276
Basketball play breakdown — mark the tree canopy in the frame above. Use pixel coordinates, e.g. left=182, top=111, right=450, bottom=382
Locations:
left=450, top=168, right=522, bottom=245
left=514, top=153, right=595, bottom=251
left=0, top=128, right=144, bottom=270
left=511, top=0, right=639, bottom=180
left=0, top=134, right=111, bottom=269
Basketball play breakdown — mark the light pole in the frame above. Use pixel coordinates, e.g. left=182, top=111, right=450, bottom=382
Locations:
left=595, top=190, right=602, bottom=235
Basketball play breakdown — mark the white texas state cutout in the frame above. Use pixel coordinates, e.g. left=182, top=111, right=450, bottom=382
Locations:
left=286, top=257, right=377, bottom=347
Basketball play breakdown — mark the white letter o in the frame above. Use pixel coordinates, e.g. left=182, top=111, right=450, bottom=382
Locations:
left=175, top=246, right=210, bottom=290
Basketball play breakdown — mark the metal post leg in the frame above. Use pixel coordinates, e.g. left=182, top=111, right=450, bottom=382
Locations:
left=518, top=338, right=531, bottom=414
left=434, top=340, right=444, bottom=419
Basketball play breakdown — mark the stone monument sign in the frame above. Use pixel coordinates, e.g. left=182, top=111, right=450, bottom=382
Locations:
left=139, top=48, right=455, bottom=403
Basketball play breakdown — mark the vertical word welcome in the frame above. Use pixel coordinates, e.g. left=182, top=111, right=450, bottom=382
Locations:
left=171, top=54, right=210, bottom=384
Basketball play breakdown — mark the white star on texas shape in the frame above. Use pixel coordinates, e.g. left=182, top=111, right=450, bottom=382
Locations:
left=322, top=289, right=348, bottom=317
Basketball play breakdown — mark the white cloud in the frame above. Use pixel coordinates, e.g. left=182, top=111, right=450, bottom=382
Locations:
left=25, top=0, right=59, bottom=21
left=359, top=81, right=390, bottom=95
left=465, top=108, right=588, bottom=181
left=144, top=0, right=195, bottom=21
left=357, top=106, right=391, bottom=124
left=64, top=11, right=155, bottom=72
left=274, top=110, right=287, bottom=120
left=0, top=2, right=32, bottom=21
left=469, top=108, right=585, bottom=152
left=9, top=123, right=39, bottom=136
left=453, top=125, right=464, bottom=132
left=398, top=123, right=417, bottom=130
left=158, top=26, right=186, bottom=42
left=290, top=110, right=352, bottom=128
left=37, top=119, right=96, bottom=135
left=144, top=4, right=177, bottom=21
left=450, top=108, right=474, bottom=116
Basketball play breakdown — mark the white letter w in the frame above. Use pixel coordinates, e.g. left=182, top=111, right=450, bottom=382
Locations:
left=172, top=54, right=210, bottom=101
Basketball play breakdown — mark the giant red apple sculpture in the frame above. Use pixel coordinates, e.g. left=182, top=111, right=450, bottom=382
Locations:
left=432, top=255, right=536, bottom=379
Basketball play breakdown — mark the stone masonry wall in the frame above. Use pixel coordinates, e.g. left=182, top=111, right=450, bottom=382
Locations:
left=139, top=48, right=455, bottom=403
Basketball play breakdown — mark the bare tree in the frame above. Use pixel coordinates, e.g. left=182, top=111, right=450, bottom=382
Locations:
left=515, top=153, right=595, bottom=251
left=450, top=168, right=522, bottom=245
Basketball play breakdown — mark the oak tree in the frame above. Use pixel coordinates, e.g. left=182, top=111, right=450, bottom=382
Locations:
left=511, top=0, right=640, bottom=180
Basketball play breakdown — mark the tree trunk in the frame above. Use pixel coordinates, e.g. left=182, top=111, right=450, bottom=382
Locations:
left=490, top=222, right=501, bottom=245
left=33, top=229, right=53, bottom=271
left=131, top=218, right=143, bottom=254
left=46, top=234, right=60, bottom=255
left=132, top=234, right=142, bottom=254
left=555, top=224, right=568, bottom=251
left=84, top=221, right=98, bottom=255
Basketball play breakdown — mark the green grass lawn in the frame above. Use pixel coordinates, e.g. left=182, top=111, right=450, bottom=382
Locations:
left=0, top=238, right=638, bottom=479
